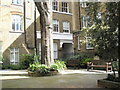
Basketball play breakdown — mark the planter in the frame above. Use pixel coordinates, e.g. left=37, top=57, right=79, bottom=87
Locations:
left=28, top=71, right=59, bottom=77
left=98, top=79, right=120, bottom=89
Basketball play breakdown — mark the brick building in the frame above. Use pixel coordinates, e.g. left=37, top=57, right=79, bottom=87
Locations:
left=0, top=0, right=95, bottom=65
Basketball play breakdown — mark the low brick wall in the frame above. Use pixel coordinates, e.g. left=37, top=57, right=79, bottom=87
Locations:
left=98, top=79, right=120, bottom=89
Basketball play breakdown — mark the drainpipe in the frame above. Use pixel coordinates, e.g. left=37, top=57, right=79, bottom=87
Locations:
left=79, top=0, right=81, bottom=30
left=34, top=6, right=37, bottom=54
left=24, top=0, right=27, bottom=44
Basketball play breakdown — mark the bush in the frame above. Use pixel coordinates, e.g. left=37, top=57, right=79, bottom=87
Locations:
left=28, top=62, right=49, bottom=74
left=20, top=54, right=35, bottom=69
left=37, top=64, right=49, bottom=74
left=112, top=61, right=118, bottom=71
left=1, top=65, right=11, bottom=70
left=80, top=58, right=93, bottom=68
left=65, top=54, right=92, bottom=68
left=10, top=65, right=21, bottom=70
left=50, top=64, right=59, bottom=71
left=55, top=60, right=66, bottom=70
left=28, top=62, right=40, bottom=72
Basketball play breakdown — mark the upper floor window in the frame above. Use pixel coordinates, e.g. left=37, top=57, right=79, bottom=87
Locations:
left=63, top=21, right=70, bottom=33
left=52, top=0, right=58, bottom=11
left=80, top=2, right=89, bottom=8
left=53, top=20, right=59, bottom=32
left=62, top=2, right=69, bottom=13
left=80, top=0, right=89, bottom=7
left=81, top=16, right=89, bottom=28
left=86, top=37, right=94, bottom=49
left=12, top=15, right=22, bottom=32
left=12, top=0, right=23, bottom=5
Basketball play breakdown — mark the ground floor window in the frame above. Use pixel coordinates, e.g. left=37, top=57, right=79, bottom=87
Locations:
left=86, top=37, right=94, bottom=49
left=10, top=48, right=19, bottom=64
left=53, top=43, right=58, bottom=59
left=78, top=36, right=81, bottom=50
left=39, top=43, right=58, bottom=59
left=0, top=42, right=2, bottom=56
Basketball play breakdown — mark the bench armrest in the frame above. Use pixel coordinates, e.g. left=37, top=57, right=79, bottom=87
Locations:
left=87, top=62, right=92, bottom=66
left=106, top=62, right=112, bottom=65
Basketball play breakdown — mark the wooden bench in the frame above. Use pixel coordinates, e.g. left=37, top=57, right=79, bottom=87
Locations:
left=87, top=60, right=112, bottom=72
left=66, top=60, right=80, bottom=69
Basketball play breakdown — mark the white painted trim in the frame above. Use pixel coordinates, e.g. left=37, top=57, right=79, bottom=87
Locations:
left=52, top=10, right=72, bottom=15
left=37, top=31, right=73, bottom=40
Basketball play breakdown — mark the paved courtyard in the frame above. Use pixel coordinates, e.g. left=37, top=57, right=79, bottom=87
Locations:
left=0, top=69, right=116, bottom=88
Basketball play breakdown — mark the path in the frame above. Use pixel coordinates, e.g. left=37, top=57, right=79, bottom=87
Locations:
left=1, top=69, right=116, bottom=88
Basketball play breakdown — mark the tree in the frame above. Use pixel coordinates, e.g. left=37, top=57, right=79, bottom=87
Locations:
left=82, top=2, right=119, bottom=79
left=34, top=0, right=54, bottom=66
left=83, top=2, right=119, bottom=60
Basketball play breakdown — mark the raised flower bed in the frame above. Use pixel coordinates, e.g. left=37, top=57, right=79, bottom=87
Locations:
left=28, top=60, right=66, bottom=77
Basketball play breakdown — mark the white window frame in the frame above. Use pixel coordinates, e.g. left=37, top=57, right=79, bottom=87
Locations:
left=80, top=2, right=89, bottom=8
left=39, top=43, right=58, bottom=59
left=78, top=36, right=81, bottom=50
left=39, top=43, right=41, bottom=60
left=10, top=48, right=19, bottom=65
left=53, top=20, right=59, bottom=33
left=53, top=43, right=58, bottom=59
left=12, top=15, right=22, bottom=32
left=62, top=2, right=69, bottom=13
left=12, top=0, right=23, bottom=5
left=63, top=21, right=70, bottom=33
left=52, top=0, right=59, bottom=11
left=86, top=37, right=94, bottom=49
left=0, top=42, right=2, bottom=56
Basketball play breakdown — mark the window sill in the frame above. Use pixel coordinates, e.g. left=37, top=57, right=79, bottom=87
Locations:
left=11, top=4, right=23, bottom=7
left=52, top=10, right=72, bottom=15
left=53, top=32, right=60, bottom=34
left=86, top=48, right=94, bottom=50
left=9, top=31, right=24, bottom=33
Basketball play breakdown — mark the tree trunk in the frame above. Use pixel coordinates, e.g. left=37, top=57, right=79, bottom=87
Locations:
left=34, top=0, right=54, bottom=66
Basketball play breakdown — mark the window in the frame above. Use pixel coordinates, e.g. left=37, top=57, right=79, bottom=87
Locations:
left=81, top=16, right=89, bottom=28
left=12, top=0, right=23, bottom=5
left=53, top=43, right=58, bottom=59
left=62, top=2, right=69, bottom=13
left=80, top=0, right=89, bottom=7
left=52, top=0, right=58, bottom=11
left=86, top=37, right=94, bottom=49
left=53, top=20, right=59, bottom=32
left=80, top=2, right=89, bottom=7
left=0, top=42, right=2, bottom=56
left=39, top=43, right=58, bottom=59
left=78, top=36, right=80, bottom=50
left=39, top=43, right=41, bottom=60
left=10, top=48, right=19, bottom=64
left=63, top=21, right=70, bottom=33
left=12, top=15, right=22, bottom=32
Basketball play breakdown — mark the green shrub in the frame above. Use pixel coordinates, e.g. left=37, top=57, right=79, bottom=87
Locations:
left=50, top=64, right=59, bottom=71
left=64, top=54, right=93, bottom=68
left=37, top=64, right=49, bottom=74
left=112, top=61, right=118, bottom=71
left=2, top=65, right=11, bottom=69
left=28, top=62, right=40, bottom=72
left=10, top=65, right=21, bottom=70
left=55, top=60, right=66, bottom=70
left=80, top=58, right=93, bottom=68
left=20, top=54, right=35, bottom=69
